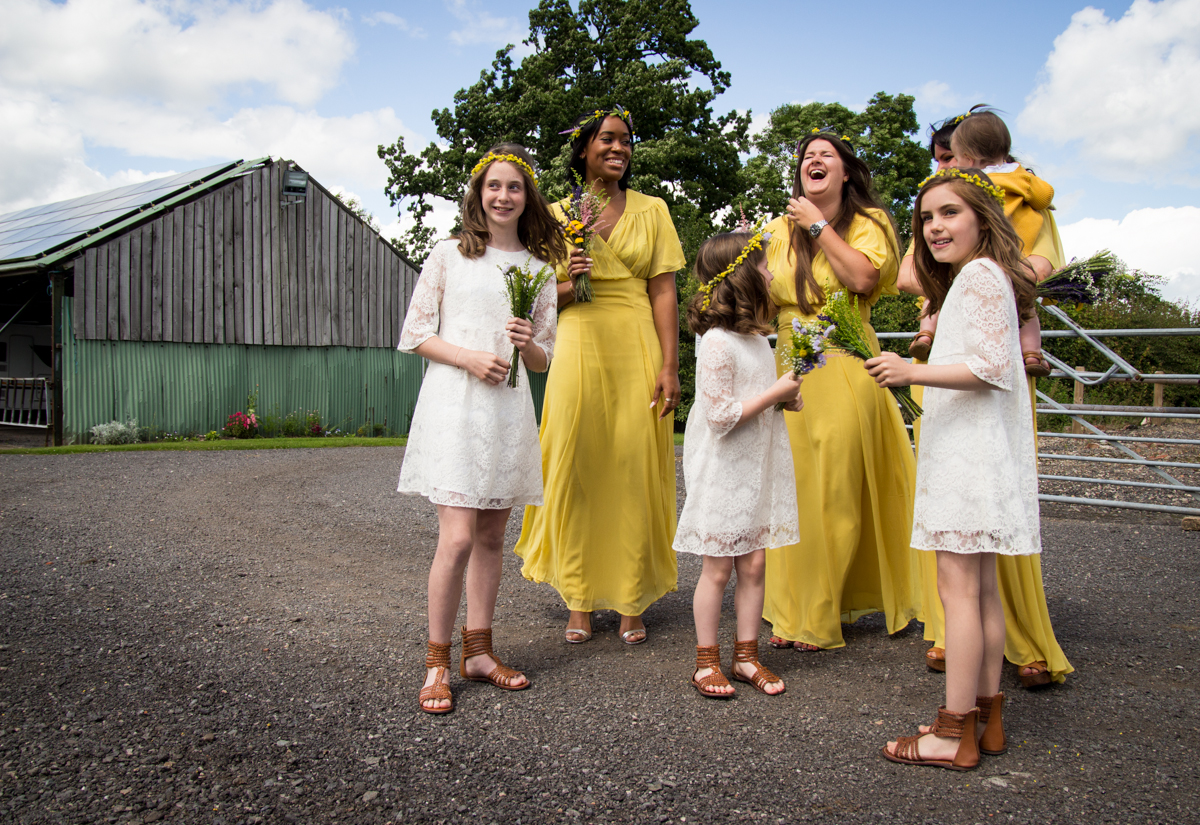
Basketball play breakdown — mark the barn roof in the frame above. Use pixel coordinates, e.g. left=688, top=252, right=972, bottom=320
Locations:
left=0, top=158, right=268, bottom=275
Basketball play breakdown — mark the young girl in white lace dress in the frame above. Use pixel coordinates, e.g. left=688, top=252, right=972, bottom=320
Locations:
left=397, top=144, right=566, bottom=714
left=676, top=228, right=803, bottom=699
left=866, top=168, right=1041, bottom=770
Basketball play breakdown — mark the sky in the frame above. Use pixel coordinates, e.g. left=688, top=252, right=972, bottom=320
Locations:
left=2, top=0, right=1199, bottom=302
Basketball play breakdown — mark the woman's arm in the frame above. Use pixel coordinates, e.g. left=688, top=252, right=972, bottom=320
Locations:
left=647, top=270, right=680, bottom=420
left=864, top=351, right=993, bottom=392
left=897, top=254, right=925, bottom=297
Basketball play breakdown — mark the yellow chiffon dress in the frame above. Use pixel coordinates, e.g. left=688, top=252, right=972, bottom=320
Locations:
left=912, top=211, right=1073, bottom=683
left=514, top=190, right=687, bottom=616
left=762, top=212, right=919, bottom=648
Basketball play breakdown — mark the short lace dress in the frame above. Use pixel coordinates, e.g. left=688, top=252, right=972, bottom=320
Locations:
left=912, top=258, right=1041, bottom=556
left=674, top=329, right=799, bottom=556
left=396, top=240, right=557, bottom=509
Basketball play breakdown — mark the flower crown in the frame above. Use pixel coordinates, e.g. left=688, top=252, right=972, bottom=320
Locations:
left=918, top=168, right=1006, bottom=207
left=559, top=106, right=635, bottom=142
left=471, top=152, right=538, bottom=187
left=794, top=126, right=853, bottom=158
left=698, top=218, right=768, bottom=312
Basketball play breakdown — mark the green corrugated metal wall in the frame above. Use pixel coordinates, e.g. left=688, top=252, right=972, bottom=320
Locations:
left=61, top=298, right=424, bottom=439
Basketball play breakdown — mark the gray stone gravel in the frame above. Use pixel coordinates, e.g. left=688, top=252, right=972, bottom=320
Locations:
left=0, top=446, right=1197, bottom=824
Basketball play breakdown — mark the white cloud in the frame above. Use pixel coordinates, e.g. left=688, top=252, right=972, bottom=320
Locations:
left=1020, top=0, right=1200, bottom=178
left=908, top=80, right=962, bottom=114
left=1058, top=206, right=1200, bottom=303
left=363, top=11, right=426, bottom=38
left=444, top=0, right=526, bottom=47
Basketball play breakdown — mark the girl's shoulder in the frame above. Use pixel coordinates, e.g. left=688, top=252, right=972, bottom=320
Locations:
left=956, top=257, right=1011, bottom=295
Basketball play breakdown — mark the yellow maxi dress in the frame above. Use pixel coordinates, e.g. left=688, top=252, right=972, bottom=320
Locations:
left=514, top=190, right=687, bottom=616
left=912, top=211, right=1073, bottom=682
left=762, top=212, right=919, bottom=648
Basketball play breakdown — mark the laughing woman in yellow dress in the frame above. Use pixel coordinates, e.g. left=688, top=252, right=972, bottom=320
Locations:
left=515, top=106, right=687, bottom=645
left=763, top=129, right=919, bottom=651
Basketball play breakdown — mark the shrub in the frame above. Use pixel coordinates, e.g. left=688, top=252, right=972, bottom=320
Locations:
left=90, top=419, right=139, bottom=445
left=223, top=411, right=259, bottom=439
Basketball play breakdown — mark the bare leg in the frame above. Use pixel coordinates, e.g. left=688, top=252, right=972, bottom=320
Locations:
left=461, top=507, right=526, bottom=688
left=978, top=552, right=1005, bottom=697
left=920, top=311, right=939, bottom=337
left=421, top=505, right=477, bottom=712
left=619, top=612, right=646, bottom=643
left=731, top=550, right=783, bottom=695
left=693, top=556, right=733, bottom=695
left=565, top=610, right=592, bottom=642
left=1018, top=313, right=1043, bottom=353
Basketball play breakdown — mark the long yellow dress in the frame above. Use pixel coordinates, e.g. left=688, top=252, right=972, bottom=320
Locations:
left=762, top=212, right=919, bottom=648
left=913, top=211, right=1074, bottom=682
left=514, top=190, right=687, bottom=616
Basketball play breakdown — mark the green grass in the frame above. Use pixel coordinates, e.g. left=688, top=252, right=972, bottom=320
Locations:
left=674, top=432, right=684, bottom=446
left=1, top=436, right=407, bottom=456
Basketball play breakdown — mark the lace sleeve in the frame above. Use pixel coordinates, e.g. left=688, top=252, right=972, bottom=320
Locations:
left=530, top=265, right=558, bottom=363
left=698, top=334, right=742, bottom=437
left=398, top=242, right=449, bottom=352
left=958, top=259, right=1015, bottom=391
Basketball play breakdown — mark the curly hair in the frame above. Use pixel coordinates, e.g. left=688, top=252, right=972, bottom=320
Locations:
left=787, top=134, right=898, bottom=315
left=456, top=143, right=567, bottom=266
left=911, top=170, right=1038, bottom=323
left=686, top=233, right=775, bottom=337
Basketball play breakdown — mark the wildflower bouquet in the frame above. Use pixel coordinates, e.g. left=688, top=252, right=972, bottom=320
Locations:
left=775, top=316, right=832, bottom=410
left=560, top=171, right=611, bottom=303
left=502, top=260, right=555, bottom=388
left=1037, top=249, right=1118, bottom=306
left=822, top=290, right=923, bottom=424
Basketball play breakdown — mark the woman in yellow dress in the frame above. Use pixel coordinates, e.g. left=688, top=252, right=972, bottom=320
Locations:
left=899, top=113, right=1073, bottom=686
left=514, top=106, right=687, bottom=645
left=763, top=129, right=918, bottom=650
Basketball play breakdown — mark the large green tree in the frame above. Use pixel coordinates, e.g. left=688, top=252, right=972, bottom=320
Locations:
left=378, top=0, right=750, bottom=265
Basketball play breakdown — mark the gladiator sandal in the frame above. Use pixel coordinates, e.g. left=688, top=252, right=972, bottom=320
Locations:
left=731, top=639, right=785, bottom=695
left=882, top=706, right=981, bottom=771
left=691, top=645, right=735, bottom=699
left=908, top=330, right=934, bottom=361
left=418, top=641, right=453, bottom=715
left=976, top=693, right=1007, bottom=755
left=459, top=627, right=529, bottom=691
left=1023, top=351, right=1051, bottom=377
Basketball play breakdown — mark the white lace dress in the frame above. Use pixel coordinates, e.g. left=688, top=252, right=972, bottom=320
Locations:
left=912, top=258, right=1041, bottom=555
left=674, top=329, right=799, bottom=556
left=396, top=240, right=557, bottom=509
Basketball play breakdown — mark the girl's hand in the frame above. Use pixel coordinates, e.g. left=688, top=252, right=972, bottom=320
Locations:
left=459, top=349, right=510, bottom=385
left=786, top=197, right=825, bottom=232
left=506, top=318, right=535, bottom=352
left=865, top=351, right=911, bottom=388
left=770, top=372, right=803, bottom=407
left=652, top=368, right=681, bottom=420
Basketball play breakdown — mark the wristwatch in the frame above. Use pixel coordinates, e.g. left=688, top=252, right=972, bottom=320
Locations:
left=809, top=219, right=829, bottom=239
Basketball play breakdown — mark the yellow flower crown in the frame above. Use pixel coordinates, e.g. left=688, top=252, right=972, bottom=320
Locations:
left=918, top=168, right=1006, bottom=207
left=471, top=152, right=538, bottom=187
left=698, top=218, right=768, bottom=312
left=793, top=126, right=853, bottom=158
left=562, top=106, right=635, bottom=142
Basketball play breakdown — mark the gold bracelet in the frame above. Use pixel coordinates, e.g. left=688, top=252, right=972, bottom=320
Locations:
left=453, top=347, right=463, bottom=368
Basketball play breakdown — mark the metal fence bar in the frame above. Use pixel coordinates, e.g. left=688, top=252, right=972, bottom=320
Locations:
left=877, top=327, right=1200, bottom=340
left=0, top=378, right=50, bottom=429
left=1039, top=431, right=1200, bottom=446
left=1039, top=453, right=1200, bottom=470
left=1039, top=474, right=1200, bottom=493
left=1040, top=302, right=1142, bottom=378
left=1036, top=409, right=1200, bottom=420
left=1039, top=494, right=1200, bottom=517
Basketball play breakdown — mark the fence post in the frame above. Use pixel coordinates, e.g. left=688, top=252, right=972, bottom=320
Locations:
left=1072, top=366, right=1086, bottom=434
left=1154, top=370, right=1165, bottom=425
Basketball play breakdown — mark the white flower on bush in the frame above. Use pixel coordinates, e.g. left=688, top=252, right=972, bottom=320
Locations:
left=90, top=419, right=139, bottom=445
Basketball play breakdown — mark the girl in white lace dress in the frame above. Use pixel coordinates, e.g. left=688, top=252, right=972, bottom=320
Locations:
left=867, top=168, right=1041, bottom=770
left=676, top=229, right=803, bottom=699
left=397, top=145, right=566, bottom=715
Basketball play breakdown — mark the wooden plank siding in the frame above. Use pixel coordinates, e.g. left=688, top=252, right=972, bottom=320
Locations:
left=70, top=161, right=419, bottom=349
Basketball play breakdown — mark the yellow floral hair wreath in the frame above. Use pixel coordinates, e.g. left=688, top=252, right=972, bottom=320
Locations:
left=471, top=152, right=539, bottom=187
left=918, top=167, right=1006, bottom=207
left=559, top=106, right=635, bottom=143
left=793, top=126, right=853, bottom=158
left=698, top=218, right=768, bottom=312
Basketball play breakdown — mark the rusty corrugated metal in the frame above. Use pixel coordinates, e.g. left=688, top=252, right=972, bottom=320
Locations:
left=62, top=299, right=422, bottom=440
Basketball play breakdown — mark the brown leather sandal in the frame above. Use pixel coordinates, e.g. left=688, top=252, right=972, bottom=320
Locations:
left=1023, top=351, right=1051, bottom=377
left=418, top=641, right=453, bottom=715
left=731, top=640, right=785, bottom=695
left=691, top=645, right=735, bottom=699
left=1019, top=660, right=1052, bottom=689
left=908, top=330, right=934, bottom=361
left=976, top=693, right=1007, bottom=755
left=460, top=627, right=529, bottom=691
left=882, top=706, right=981, bottom=771
left=925, top=646, right=946, bottom=672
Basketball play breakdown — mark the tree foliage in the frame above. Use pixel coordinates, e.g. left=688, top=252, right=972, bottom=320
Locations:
left=378, top=0, right=750, bottom=265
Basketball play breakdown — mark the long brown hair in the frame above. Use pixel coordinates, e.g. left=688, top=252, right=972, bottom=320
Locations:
left=912, top=172, right=1038, bottom=322
left=456, top=143, right=567, bottom=265
left=686, top=233, right=775, bottom=337
left=788, top=134, right=898, bottom=314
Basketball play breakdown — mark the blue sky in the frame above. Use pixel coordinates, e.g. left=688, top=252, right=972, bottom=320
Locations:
left=3, top=0, right=1199, bottom=299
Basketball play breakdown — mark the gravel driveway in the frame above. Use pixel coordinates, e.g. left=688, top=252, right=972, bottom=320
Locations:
left=1, top=446, right=1197, bottom=824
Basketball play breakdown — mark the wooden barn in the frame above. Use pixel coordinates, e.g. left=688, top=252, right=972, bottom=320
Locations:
left=0, top=158, right=424, bottom=444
